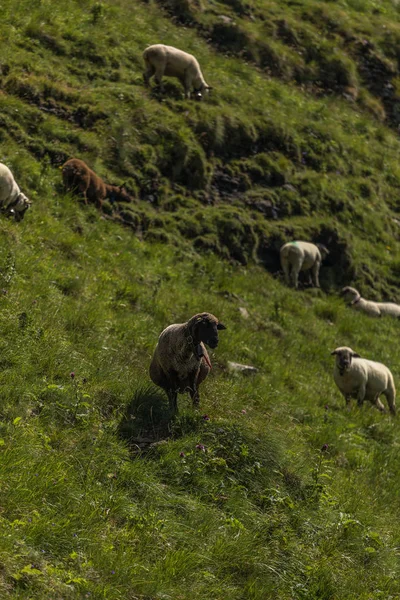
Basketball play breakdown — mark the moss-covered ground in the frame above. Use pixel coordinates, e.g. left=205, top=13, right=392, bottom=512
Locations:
left=1, top=0, right=400, bottom=597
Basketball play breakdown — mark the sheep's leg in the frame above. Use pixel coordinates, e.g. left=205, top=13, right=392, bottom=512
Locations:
left=342, top=392, right=351, bottom=410
left=154, top=66, right=165, bottom=93
left=357, top=383, right=366, bottom=407
left=183, top=73, right=192, bottom=100
left=373, top=394, right=386, bottom=413
left=143, top=63, right=155, bottom=86
left=189, top=386, right=200, bottom=408
left=291, top=262, right=301, bottom=289
left=168, top=389, right=178, bottom=413
left=384, top=388, right=396, bottom=416
left=311, top=260, right=321, bottom=288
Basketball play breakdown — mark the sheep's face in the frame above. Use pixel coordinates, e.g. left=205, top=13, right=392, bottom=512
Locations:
left=331, top=347, right=360, bottom=374
left=194, top=316, right=226, bottom=349
left=10, top=193, right=31, bottom=221
left=340, top=287, right=359, bottom=303
left=117, top=186, right=132, bottom=203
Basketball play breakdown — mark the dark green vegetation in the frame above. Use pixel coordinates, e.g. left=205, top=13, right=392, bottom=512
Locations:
left=1, top=0, right=400, bottom=597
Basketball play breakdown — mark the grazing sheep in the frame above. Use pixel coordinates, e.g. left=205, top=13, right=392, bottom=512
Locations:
left=331, top=346, right=396, bottom=415
left=280, top=240, right=329, bottom=289
left=143, top=44, right=212, bottom=100
left=340, top=286, right=400, bottom=318
left=0, top=163, right=31, bottom=221
left=149, top=312, right=226, bottom=412
left=62, top=158, right=133, bottom=209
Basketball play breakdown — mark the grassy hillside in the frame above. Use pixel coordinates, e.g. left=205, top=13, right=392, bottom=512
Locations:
left=1, top=0, right=400, bottom=598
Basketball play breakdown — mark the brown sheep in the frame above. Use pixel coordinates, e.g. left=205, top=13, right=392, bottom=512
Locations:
left=149, top=312, right=226, bottom=412
left=62, top=158, right=132, bottom=209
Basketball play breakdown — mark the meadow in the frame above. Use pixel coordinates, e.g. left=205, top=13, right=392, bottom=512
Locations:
left=1, top=0, right=400, bottom=598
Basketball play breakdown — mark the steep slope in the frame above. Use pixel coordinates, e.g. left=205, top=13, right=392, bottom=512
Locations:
left=0, top=0, right=400, bottom=598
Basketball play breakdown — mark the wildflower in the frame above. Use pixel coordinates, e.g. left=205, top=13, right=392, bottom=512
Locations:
left=196, top=443, right=206, bottom=452
left=321, top=443, right=329, bottom=453
left=241, top=409, right=247, bottom=414
left=324, top=404, right=329, bottom=411
left=202, top=414, right=210, bottom=421
left=111, top=570, right=115, bottom=575
left=179, top=452, right=185, bottom=458
left=70, top=372, right=75, bottom=379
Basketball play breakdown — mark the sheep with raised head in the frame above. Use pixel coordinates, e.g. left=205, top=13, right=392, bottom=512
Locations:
left=143, top=44, right=211, bottom=100
left=280, top=240, right=329, bottom=289
left=149, top=312, right=226, bottom=412
left=331, top=346, right=396, bottom=415
left=340, top=286, right=400, bottom=318
left=62, top=158, right=133, bottom=210
left=0, top=163, right=31, bottom=221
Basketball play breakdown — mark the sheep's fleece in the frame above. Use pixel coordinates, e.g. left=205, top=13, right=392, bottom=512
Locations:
left=280, top=240, right=329, bottom=288
left=340, top=286, right=400, bottom=318
left=149, top=312, right=225, bottom=411
left=143, top=44, right=211, bottom=99
left=0, top=163, right=31, bottom=220
left=331, top=346, right=396, bottom=415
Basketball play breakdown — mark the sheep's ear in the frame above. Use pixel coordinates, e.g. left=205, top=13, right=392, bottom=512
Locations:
left=330, top=350, right=338, bottom=355
left=217, top=322, right=226, bottom=330
left=352, top=352, right=361, bottom=358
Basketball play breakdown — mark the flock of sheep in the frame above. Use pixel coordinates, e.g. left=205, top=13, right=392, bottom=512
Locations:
left=0, top=44, right=398, bottom=415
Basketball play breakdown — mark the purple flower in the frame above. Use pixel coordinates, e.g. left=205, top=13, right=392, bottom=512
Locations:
left=70, top=372, right=75, bottom=379
left=202, top=414, right=210, bottom=421
left=241, top=409, right=247, bottom=415
left=179, top=452, right=185, bottom=458
left=196, top=443, right=206, bottom=452
left=321, top=443, right=329, bottom=453
left=324, top=404, right=329, bottom=411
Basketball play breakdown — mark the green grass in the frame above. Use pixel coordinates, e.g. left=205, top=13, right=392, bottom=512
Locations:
left=1, top=0, right=400, bottom=598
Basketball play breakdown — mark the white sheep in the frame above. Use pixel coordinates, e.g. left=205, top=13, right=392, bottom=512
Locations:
left=280, top=240, right=329, bottom=289
left=149, top=312, right=226, bottom=412
left=0, top=163, right=31, bottom=221
left=340, top=286, right=400, bottom=318
left=331, top=346, right=396, bottom=415
left=143, top=44, right=212, bottom=99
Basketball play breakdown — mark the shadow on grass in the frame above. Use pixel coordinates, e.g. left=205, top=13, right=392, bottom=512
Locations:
left=118, top=384, right=205, bottom=452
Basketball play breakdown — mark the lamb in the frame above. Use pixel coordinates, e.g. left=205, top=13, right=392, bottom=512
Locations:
left=143, top=44, right=212, bottom=100
left=149, top=312, right=226, bottom=412
left=340, top=286, right=400, bottom=318
left=280, top=240, right=329, bottom=289
left=0, top=163, right=31, bottom=221
left=331, top=346, right=396, bottom=415
left=62, top=158, right=133, bottom=210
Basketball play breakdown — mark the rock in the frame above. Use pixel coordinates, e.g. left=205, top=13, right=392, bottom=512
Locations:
left=238, top=306, right=249, bottom=319
left=218, top=15, right=233, bottom=24
left=228, top=361, right=258, bottom=375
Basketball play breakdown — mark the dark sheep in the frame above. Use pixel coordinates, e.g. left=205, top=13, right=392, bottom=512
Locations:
left=62, top=158, right=133, bottom=209
left=149, top=312, right=226, bottom=412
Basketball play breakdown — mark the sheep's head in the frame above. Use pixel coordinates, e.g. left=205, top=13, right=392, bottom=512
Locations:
left=117, top=185, right=132, bottom=203
left=188, top=312, right=226, bottom=349
left=331, top=346, right=360, bottom=374
left=194, top=84, right=212, bottom=101
left=317, top=243, right=329, bottom=259
left=10, top=193, right=32, bottom=221
left=108, top=185, right=132, bottom=204
left=340, top=286, right=360, bottom=304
